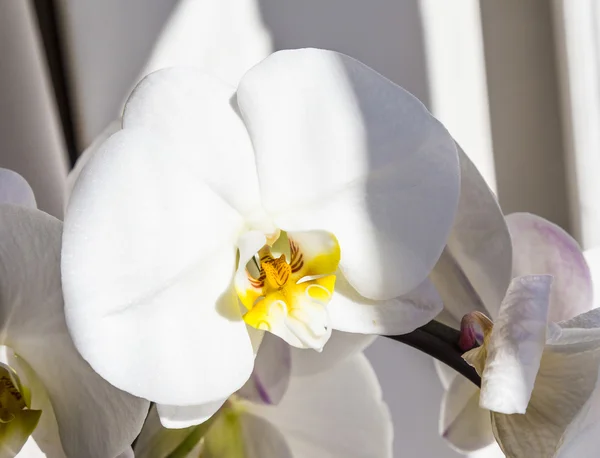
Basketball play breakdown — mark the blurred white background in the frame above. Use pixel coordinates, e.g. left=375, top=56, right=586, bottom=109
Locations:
left=0, top=0, right=596, bottom=456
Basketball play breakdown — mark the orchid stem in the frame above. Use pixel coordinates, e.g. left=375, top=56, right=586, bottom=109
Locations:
left=385, top=320, right=481, bottom=387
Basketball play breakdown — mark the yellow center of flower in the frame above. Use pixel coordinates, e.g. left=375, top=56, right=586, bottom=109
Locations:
left=235, top=231, right=341, bottom=350
left=261, top=252, right=291, bottom=291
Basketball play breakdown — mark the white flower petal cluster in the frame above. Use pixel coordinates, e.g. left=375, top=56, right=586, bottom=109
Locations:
left=0, top=169, right=148, bottom=457
left=439, top=210, right=600, bottom=458
left=16, top=41, right=595, bottom=457
left=62, top=48, right=461, bottom=426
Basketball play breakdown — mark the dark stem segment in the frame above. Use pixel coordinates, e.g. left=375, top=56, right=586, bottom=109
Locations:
left=385, top=320, right=481, bottom=388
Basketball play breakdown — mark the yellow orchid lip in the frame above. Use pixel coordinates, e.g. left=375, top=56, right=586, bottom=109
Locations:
left=235, top=230, right=341, bottom=350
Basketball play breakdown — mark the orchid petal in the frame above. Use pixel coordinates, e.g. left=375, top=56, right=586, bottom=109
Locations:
left=123, top=67, right=265, bottom=223
left=491, top=311, right=600, bottom=458
left=478, top=275, right=552, bottom=414
left=490, top=308, right=600, bottom=457
left=134, top=406, right=204, bottom=458
left=236, top=413, right=292, bottom=458
left=62, top=128, right=255, bottom=406
left=157, top=400, right=227, bottom=429
left=555, top=367, right=600, bottom=457
left=468, top=444, right=505, bottom=458
left=18, top=436, right=59, bottom=458
left=65, top=120, right=120, bottom=208
left=237, top=48, right=460, bottom=300
left=247, top=325, right=265, bottom=355
left=430, top=248, right=488, bottom=325
left=434, top=308, right=461, bottom=329
left=138, top=404, right=293, bottom=458
left=117, top=448, right=135, bottom=458
left=0, top=206, right=149, bottom=457
left=368, top=338, right=477, bottom=457
left=430, top=145, right=512, bottom=322
left=0, top=169, right=36, bottom=208
left=507, top=212, right=593, bottom=321
left=328, top=274, right=443, bottom=334
left=434, top=360, right=457, bottom=391
left=248, top=353, right=393, bottom=457
left=290, top=331, right=375, bottom=376
left=286, top=230, right=340, bottom=280
left=552, top=307, right=600, bottom=341
left=238, top=333, right=291, bottom=405
left=440, top=376, right=495, bottom=453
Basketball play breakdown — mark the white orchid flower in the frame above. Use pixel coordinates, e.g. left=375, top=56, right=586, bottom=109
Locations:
left=0, top=169, right=149, bottom=457
left=458, top=271, right=600, bottom=458
left=134, top=333, right=392, bottom=458
left=537, top=245, right=600, bottom=458
left=438, top=212, right=594, bottom=454
left=70, top=122, right=377, bottom=377
left=62, top=48, right=460, bottom=426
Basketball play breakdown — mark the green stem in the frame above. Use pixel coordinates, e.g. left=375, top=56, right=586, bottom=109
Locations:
left=166, top=416, right=216, bottom=458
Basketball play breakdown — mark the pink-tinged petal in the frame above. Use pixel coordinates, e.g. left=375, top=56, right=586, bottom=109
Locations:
left=430, top=145, right=512, bottom=322
left=238, top=333, right=291, bottom=405
left=238, top=48, right=460, bottom=301
left=479, top=275, right=553, bottom=414
left=507, top=212, right=592, bottom=321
